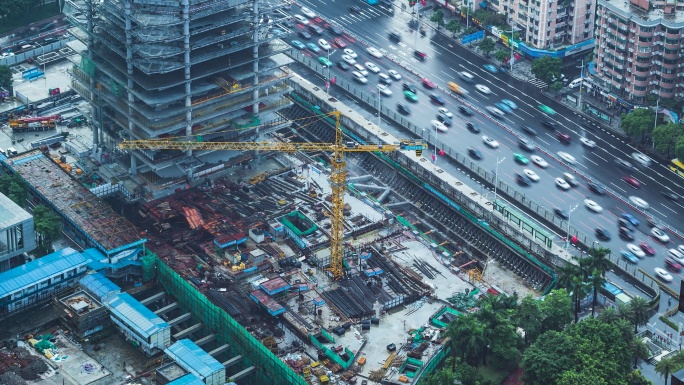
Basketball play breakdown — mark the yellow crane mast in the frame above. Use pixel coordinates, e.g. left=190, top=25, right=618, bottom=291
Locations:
left=119, top=111, right=425, bottom=280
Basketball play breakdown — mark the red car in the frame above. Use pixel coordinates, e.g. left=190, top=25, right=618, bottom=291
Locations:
left=334, top=38, right=346, bottom=48
left=556, top=132, right=571, bottom=143
left=666, top=258, right=682, bottom=272
left=639, top=241, right=656, bottom=255
left=422, top=78, right=436, bottom=88
left=623, top=176, right=641, bottom=188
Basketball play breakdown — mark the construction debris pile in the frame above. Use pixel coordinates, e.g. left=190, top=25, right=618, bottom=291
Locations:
left=0, top=345, right=50, bottom=385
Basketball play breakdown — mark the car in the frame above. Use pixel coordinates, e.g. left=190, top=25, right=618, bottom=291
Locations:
left=554, top=208, right=569, bottom=219
left=300, top=6, right=316, bottom=18
left=620, top=250, right=639, bottom=264
left=627, top=243, right=646, bottom=258
left=618, top=218, right=634, bottom=232
left=316, top=39, right=331, bottom=51
left=367, top=47, right=384, bottom=58
left=459, top=71, right=475, bottom=82
left=308, top=25, right=324, bottom=35
left=378, top=73, right=392, bottom=84
left=519, top=138, right=536, bottom=152
left=404, top=90, right=418, bottom=102
left=294, top=14, right=308, bottom=24
left=291, top=40, right=306, bottom=49
left=514, top=153, right=529, bottom=165
left=459, top=106, right=474, bottom=116
left=328, top=25, right=343, bottom=35
left=436, top=114, right=452, bottom=126
left=632, top=152, right=651, bottom=167
left=389, top=31, right=401, bottom=41
left=584, top=199, right=603, bottom=212
left=516, top=173, right=532, bottom=186
left=639, top=242, right=656, bottom=256
left=377, top=84, right=392, bottom=96
left=541, top=120, right=557, bottom=129
left=619, top=227, right=634, bottom=240
left=432, top=120, right=448, bottom=132
left=430, top=94, right=446, bottom=105
left=580, top=137, right=597, bottom=148
left=555, top=178, right=571, bottom=190
left=629, top=196, right=650, bottom=210
left=438, top=107, right=453, bottom=118
left=388, top=70, right=402, bottom=80
left=523, top=168, right=539, bottom=181
left=422, top=78, right=436, bottom=88
left=562, top=172, right=579, bottom=187
left=538, top=105, right=557, bottom=115
left=486, top=106, right=505, bottom=119
left=615, top=159, right=634, bottom=170
left=298, top=30, right=312, bottom=39
left=595, top=228, right=611, bottom=240
left=501, top=99, right=518, bottom=110
left=669, top=249, right=684, bottom=261
left=678, top=245, right=684, bottom=255
left=341, top=54, right=356, bottom=64
left=483, top=64, right=499, bottom=73
left=651, top=227, right=670, bottom=243
left=495, top=102, right=512, bottom=114
left=353, top=63, right=368, bottom=76
left=482, top=135, right=499, bottom=148
left=365, top=62, right=380, bottom=73
left=352, top=71, right=368, bottom=84
left=655, top=267, right=674, bottom=282
left=531, top=155, right=549, bottom=168
left=397, top=103, right=410, bottom=115
left=662, top=191, right=680, bottom=201
left=403, top=83, right=417, bottom=93
left=623, top=176, right=641, bottom=188
left=588, top=183, right=606, bottom=195
left=349, top=4, right=361, bottom=12
left=556, top=132, right=571, bottom=143
left=306, top=43, right=321, bottom=53
left=621, top=213, right=639, bottom=227
left=414, top=50, right=427, bottom=60
left=343, top=49, right=357, bottom=58
left=466, top=122, right=479, bottom=133
left=666, top=258, right=682, bottom=272
left=334, top=38, right=347, bottom=48
left=337, top=61, right=350, bottom=70
left=318, top=56, right=333, bottom=67
left=521, top=125, right=537, bottom=136
left=557, top=151, right=576, bottom=164
left=475, top=84, right=492, bottom=94
left=468, top=147, right=483, bottom=159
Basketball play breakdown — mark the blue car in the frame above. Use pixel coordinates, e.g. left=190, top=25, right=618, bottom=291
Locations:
left=620, top=250, right=639, bottom=264
left=621, top=213, right=639, bottom=227
left=306, top=43, right=321, bottom=53
left=495, top=102, right=512, bottom=113
left=483, top=64, right=499, bottom=73
left=291, top=40, right=306, bottom=50
left=501, top=99, right=518, bottom=110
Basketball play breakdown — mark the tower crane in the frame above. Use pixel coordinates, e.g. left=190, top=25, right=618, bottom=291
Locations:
left=119, top=110, right=426, bottom=280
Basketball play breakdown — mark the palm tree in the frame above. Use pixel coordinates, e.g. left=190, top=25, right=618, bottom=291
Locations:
left=655, top=351, right=684, bottom=385
left=586, top=246, right=613, bottom=273
left=627, top=297, right=652, bottom=334
left=588, top=269, right=607, bottom=318
left=445, top=314, right=487, bottom=369
left=630, top=335, right=650, bottom=369
left=598, top=306, right=621, bottom=323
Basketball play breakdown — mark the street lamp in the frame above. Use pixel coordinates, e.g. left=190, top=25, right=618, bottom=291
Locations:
left=326, top=48, right=331, bottom=95
left=376, top=88, right=381, bottom=126
left=565, top=204, right=579, bottom=250
left=505, top=30, right=515, bottom=73
left=493, top=157, right=506, bottom=203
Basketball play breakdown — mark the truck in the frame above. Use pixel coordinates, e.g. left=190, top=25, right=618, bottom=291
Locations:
left=8, top=114, right=60, bottom=132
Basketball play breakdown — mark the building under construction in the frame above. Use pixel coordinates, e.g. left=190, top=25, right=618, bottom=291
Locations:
left=63, top=0, right=293, bottom=199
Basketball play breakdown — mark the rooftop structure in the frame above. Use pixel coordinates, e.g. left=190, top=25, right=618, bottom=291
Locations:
left=54, top=289, right=110, bottom=338
left=6, top=150, right=146, bottom=256
left=105, top=292, right=171, bottom=355
left=63, top=0, right=294, bottom=198
left=79, top=271, right=121, bottom=302
left=0, top=192, right=35, bottom=272
left=165, top=339, right=226, bottom=385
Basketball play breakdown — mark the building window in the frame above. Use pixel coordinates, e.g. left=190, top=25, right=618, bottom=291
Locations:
left=665, top=38, right=679, bottom=44
left=634, top=85, right=647, bottom=91
left=666, top=28, right=680, bottom=34
left=635, top=66, right=649, bottom=72
left=636, top=56, right=650, bottom=63
left=640, top=26, right=654, bottom=32
left=638, top=36, right=652, bottom=42
left=664, top=58, right=677, bottom=65
left=635, top=76, right=647, bottom=81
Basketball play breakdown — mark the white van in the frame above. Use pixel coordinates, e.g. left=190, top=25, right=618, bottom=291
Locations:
left=568, top=78, right=583, bottom=89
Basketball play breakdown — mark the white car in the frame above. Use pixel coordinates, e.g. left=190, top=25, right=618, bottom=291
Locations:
left=482, top=135, right=499, bottom=148
left=627, top=243, right=646, bottom=258
left=293, top=14, right=308, bottom=24
left=431, top=120, right=448, bottom=132
left=377, top=84, right=392, bottom=96
left=557, top=151, right=576, bottom=164
left=353, top=64, right=368, bottom=76
left=655, top=268, right=673, bottom=282
left=341, top=55, right=356, bottom=65
left=486, top=106, right=505, bottom=119
left=318, top=39, right=331, bottom=50
left=378, top=73, right=392, bottom=84
left=555, top=178, right=571, bottom=190
left=438, top=107, right=453, bottom=118
left=632, top=152, right=651, bottom=167
left=531, top=155, right=549, bottom=168
left=580, top=137, right=596, bottom=148
left=388, top=69, right=402, bottom=80
left=584, top=199, right=603, bottom=212
left=475, top=84, right=492, bottom=94
left=300, top=6, right=316, bottom=18
left=343, top=48, right=357, bottom=58
left=522, top=169, right=540, bottom=182
left=367, top=47, right=384, bottom=58
left=562, top=172, right=579, bottom=187
left=629, top=196, right=650, bottom=210
left=677, top=244, right=684, bottom=255
left=669, top=248, right=684, bottom=260
left=651, top=227, right=670, bottom=243
left=352, top=71, right=368, bottom=84
left=365, top=62, right=380, bottom=73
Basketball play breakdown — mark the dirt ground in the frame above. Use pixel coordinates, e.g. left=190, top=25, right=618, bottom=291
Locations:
left=0, top=344, right=50, bottom=385
left=482, top=260, right=540, bottom=299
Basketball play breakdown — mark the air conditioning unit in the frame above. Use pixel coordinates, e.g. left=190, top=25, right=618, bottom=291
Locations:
left=628, top=48, right=634, bottom=52
left=630, top=28, right=636, bottom=33
left=627, top=57, right=633, bottom=62
left=629, top=38, right=635, bottom=43
left=617, top=65, right=624, bottom=69
left=626, top=67, right=632, bottom=72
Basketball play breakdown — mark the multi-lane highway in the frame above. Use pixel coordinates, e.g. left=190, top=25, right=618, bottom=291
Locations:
left=279, top=0, right=684, bottom=290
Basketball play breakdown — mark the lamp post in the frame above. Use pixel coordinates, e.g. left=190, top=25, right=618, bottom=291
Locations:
left=376, top=88, right=381, bottom=126
left=493, top=157, right=506, bottom=203
left=505, top=30, right=515, bottom=73
left=565, top=204, right=579, bottom=250
left=326, top=48, right=331, bottom=95
left=577, top=59, right=585, bottom=113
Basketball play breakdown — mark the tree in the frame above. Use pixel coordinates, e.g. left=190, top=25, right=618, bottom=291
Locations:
left=539, top=289, right=573, bottom=332
left=555, top=263, right=590, bottom=323
left=655, top=351, right=684, bottom=385
left=478, top=37, right=495, bottom=57
left=421, top=366, right=458, bottom=385
left=531, top=56, right=562, bottom=83
left=516, top=295, right=543, bottom=345
left=33, top=205, right=63, bottom=256
left=676, top=134, right=684, bottom=160
left=621, top=108, right=656, bottom=142
left=550, top=81, right=563, bottom=96
left=626, top=370, right=652, bottom=385
left=598, top=306, right=621, bottom=323
left=495, top=49, right=509, bottom=63
left=464, top=26, right=478, bottom=35
left=585, top=247, right=612, bottom=317
left=521, top=330, right=576, bottom=385
left=0, top=65, right=12, bottom=89
left=445, top=19, right=461, bottom=37
left=0, top=174, right=27, bottom=207
left=652, top=123, right=678, bottom=156
left=430, top=9, right=445, bottom=29
left=625, top=297, right=652, bottom=334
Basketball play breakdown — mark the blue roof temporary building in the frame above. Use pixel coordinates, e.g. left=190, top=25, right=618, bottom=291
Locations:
left=106, top=293, right=170, bottom=338
left=80, top=273, right=121, bottom=302
left=165, top=339, right=226, bottom=385
left=0, top=247, right=88, bottom=298
left=168, top=374, right=205, bottom=385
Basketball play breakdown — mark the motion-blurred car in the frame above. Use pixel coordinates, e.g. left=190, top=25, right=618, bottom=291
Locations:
left=651, top=227, right=670, bottom=243
left=620, top=250, right=639, bottom=264
left=623, top=176, right=641, bottom=188
left=531, top=155, right=549, bottom=168
left=483, top=64, right=499, bottom=73
left=482, top=135, right=499, bottom=148
left=291, top=40, right=306, bottom=49
left=422, top=78, right=436, bottom=88
left=654, top=267, right=673, bottom=282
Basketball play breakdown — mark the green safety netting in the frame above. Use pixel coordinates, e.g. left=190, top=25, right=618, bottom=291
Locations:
left=280, top=211, right=317, bottom=237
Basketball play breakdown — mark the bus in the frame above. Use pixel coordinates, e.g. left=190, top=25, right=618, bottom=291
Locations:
left=670, top=158, right=684, bottom=177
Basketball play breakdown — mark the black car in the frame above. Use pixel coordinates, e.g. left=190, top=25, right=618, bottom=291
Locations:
left=389, top=31, right=401, bottom=41
left=328, top=25, right=343, bottom=35
left=466, top=122, right=479, bottom=133
left=414, top=50, right=427, bottom=60
left=349, top=5, right=361, bottom=12
left=595, top=228, right=611, bottom=240
left=663, top=191, right=680, bottom=201
left=522, top=125, right=537, bottom=136
left=397, top=103, right=410, bottom=115
left=468, top=147, right=482, bottom=159
left=519, top=138, right=536, bottom=152
left=554, top=208, right=569, bottom=220
left=299, top=31, right=312, bottom=40
left=402, top=83, right=417, bottom=93
left=615, top=159, right=634, bottom=170
left=516, top=173, right=532, bottom=186
left=430, top=94, right=445, bottom=105
left=541, top=120, right=557, bottom=129
left=337, top=61, right=350, bottom=71
left=618, top=218, right=635, bottom=231
left=459, top=106, right=474, bottom=116
left=619, top=226, right=634, bottom=240
left=588, top=183, right=606, bottom=195
left=436, top=114, right=451, bottom=126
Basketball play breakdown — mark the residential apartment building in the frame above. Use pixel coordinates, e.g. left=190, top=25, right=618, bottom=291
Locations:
left=63, top=0, right=293, bottom=199
left=491, top=0, right=595, bottom=49
left=594, top=0, right=684, bottom=102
